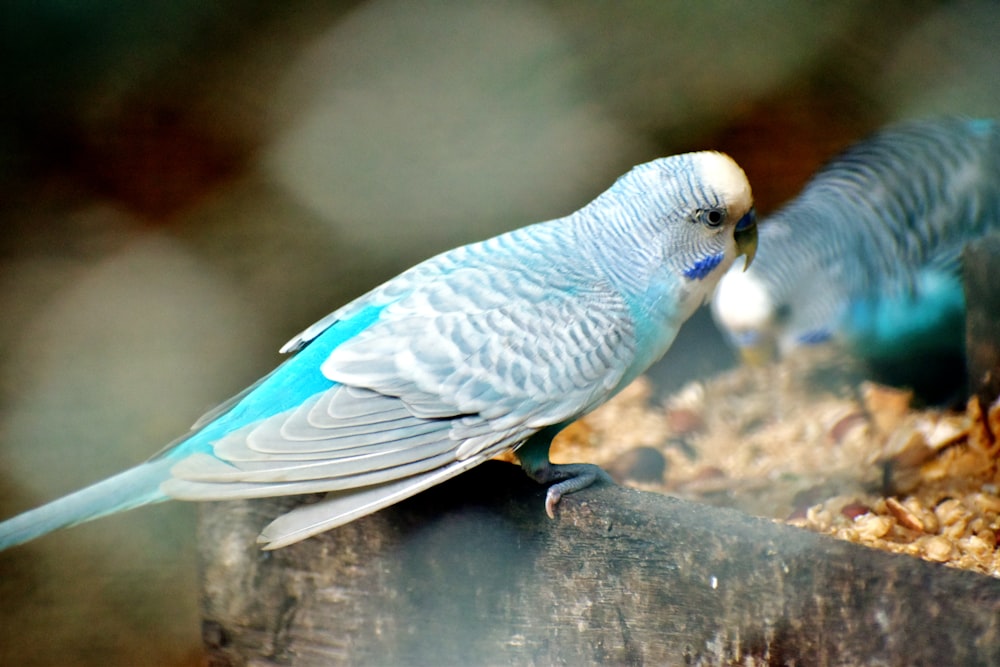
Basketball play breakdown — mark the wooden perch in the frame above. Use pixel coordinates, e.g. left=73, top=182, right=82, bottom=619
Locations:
left=199, top=462, right=1000, bottom=666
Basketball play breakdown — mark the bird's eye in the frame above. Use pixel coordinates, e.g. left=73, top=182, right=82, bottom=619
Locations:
left=698, top=208, right=725, bottom=228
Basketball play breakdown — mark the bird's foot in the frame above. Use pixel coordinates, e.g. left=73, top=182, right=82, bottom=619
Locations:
left=524, top=462, right=613, bottom=519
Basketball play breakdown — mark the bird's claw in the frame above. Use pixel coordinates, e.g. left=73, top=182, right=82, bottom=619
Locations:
left=539, top=463, right=613, bottom=520
left=544, top=488, right=560, bottom=519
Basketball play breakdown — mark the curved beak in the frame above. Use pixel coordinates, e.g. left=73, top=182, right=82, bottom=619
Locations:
left=728, top=327, right=776, bottom=367
left=734, top=207, right=757, bottom=271
left=738, top=340, right=776, bottom=366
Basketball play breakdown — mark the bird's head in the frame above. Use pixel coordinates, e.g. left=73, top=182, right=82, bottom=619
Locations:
left=711, top=251, right=840, bottom=366
left=631, top=151, right=757, bottom=316
left=710, top=265, right=780, bottom=364
left=582, top=151, right=756, bottom=328
left=710, top=213, right=842, bottom=366
left=676, top=151, right=758, bottom=277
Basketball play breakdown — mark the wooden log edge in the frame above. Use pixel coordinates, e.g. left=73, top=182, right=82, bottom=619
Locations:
left=198, top=461, right=1000, bottom=666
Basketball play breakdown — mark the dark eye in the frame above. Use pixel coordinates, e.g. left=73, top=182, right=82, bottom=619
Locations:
left=699, top=208, right=725, bottom=228
left=774, top=303, right=791, bottom=325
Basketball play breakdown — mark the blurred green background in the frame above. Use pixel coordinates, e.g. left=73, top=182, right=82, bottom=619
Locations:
left=0, top=2, right=997, bottom=665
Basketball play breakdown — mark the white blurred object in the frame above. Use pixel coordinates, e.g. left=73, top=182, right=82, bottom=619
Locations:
left=264, top=0, right=648, bottom=257
left=1, top=222, right=264, bottom=500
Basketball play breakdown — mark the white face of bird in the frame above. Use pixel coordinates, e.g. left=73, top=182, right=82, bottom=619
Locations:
left=710, top=265, right=779, bottom=364
left=690, top=151, right=757, bottom=271
left=582, top=151, right=756, bottom=328
left=660, top=151, right=758, bottom=319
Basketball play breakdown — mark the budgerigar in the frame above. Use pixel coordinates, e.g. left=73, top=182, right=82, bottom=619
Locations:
left=0, top=151, right=756, bottom=551
left=711, top=117, right=999, bottom=391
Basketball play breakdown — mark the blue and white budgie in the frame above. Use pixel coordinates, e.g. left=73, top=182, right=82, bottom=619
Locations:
left=712, top=117, right=999, bottom=381
left=0, top=151, right=756, bottom=551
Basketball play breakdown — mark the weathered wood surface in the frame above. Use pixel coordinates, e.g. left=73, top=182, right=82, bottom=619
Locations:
left=965, top=233, right=1000, bottom=408
left=199, top=462, right=1000, bottom=667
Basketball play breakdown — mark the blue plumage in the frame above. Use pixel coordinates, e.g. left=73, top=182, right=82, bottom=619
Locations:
left=0, top=151, right=756, bottom=551
left=841, top=269, right=965, bottom=362
left=712, top=117, right=1000, bottom=389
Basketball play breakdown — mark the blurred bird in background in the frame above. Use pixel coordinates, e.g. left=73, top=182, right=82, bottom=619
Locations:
left=712, top=117, right=1000, bottom=401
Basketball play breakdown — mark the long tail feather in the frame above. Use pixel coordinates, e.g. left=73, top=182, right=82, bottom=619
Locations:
left=0, top=457, right=174, bottom=551
left=257, top=454, right=494, bottom=550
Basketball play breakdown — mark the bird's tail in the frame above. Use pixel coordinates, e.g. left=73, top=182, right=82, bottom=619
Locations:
left=0, top=456, right=174, bottom=551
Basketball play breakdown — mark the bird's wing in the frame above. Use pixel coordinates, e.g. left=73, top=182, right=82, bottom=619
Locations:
left=253, top=452, right=504, bottom=549
left=163, top=385, right=484, bottom=497
left=161, top=257, right=636, bottom=544
left=163, top=383, right=523, bottom=547
left=321, top=261, right=637, bottom=448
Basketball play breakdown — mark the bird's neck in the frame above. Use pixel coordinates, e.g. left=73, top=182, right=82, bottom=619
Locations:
left=571, top=205, right=660, bottom=297
left=570, top=210, right=689, bottom=384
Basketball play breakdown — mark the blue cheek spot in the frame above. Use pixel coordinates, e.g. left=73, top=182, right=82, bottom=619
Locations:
left=683, top=252, right=724, bottom=280
left=797, top=329, right=832, bottom=345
